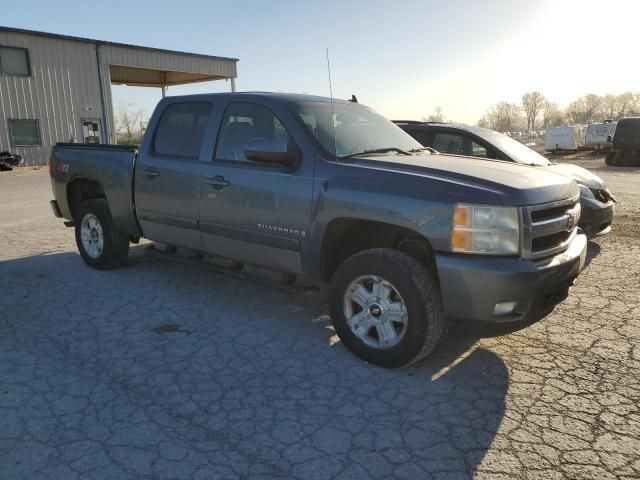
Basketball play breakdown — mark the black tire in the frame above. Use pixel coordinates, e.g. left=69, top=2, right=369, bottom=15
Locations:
left=74, top=199, right=130, bottom=270
left=329, top=248, right=445, bottom=368
left=605, top=152, right=616, bottom=166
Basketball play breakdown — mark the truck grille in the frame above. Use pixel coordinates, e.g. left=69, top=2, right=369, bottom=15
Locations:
left=523, top=196, right=581, bottom=260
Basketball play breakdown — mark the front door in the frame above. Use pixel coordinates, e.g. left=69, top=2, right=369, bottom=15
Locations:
left=134, top=101, right=212, bottom=249
left=199, top=101, right=313, bottom=274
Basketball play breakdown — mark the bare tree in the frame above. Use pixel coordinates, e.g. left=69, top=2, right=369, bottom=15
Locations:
left=521, top=91, right=546, bottom=131
left=600, top=94, right=617, bottom=120
left=542, top=101, right=564, bottom=128
left=565, top=98, right=584, bottom=124
left=114, top=103, right=147, bottom=145
left=565, top=94, right=603, bottom=123
left=616, top=91, right=636, bottom=117
left=426, top=106, right=445, bottom=122
left=481, top=90, right=640, bottom=129
left=582, top=94, right=602, bottom=122
left=479, top=102, right=523, bottom=132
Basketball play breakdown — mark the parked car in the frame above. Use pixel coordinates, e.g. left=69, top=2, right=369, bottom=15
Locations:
left=395, top=121, right=615, bottom=237
left=585, top=121, right=616, bottom=151
left=545, top=125, right=585, bottom=151
left=0, top=151, right=23, bottom=171
left=605, top=117, right=640, bottom=166
left=49, top=93, right=587, bottom=368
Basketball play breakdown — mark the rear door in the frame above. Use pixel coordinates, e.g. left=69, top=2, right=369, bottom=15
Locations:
left=135, top=101, right=212, bottom=249
left=198, top=101, right=314, bottom=274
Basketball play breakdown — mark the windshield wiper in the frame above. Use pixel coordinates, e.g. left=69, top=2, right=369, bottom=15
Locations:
left=338, top=147, right=412, bottom=160
left=408, top=147, right=438, bottom=154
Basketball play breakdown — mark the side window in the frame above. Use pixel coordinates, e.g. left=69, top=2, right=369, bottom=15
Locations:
left=215, top=102, right=292, bottom=162
left=406, top=129, right=432, bottom=147
left=432, top=132, right=465, bottom=155
left=471, top=140, right=488, bottom=158
left=153, top=102, right=212, bottom=158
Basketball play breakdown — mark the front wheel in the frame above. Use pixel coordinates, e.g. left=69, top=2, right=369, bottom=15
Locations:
left=74, top=199, right=130, bottom=270
left=329, top=248, right=445, bottom=368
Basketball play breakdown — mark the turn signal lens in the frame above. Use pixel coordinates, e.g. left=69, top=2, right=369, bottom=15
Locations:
left=454, top=206, right=469, bottom=228
left=451, top=230, right=470, bottom=250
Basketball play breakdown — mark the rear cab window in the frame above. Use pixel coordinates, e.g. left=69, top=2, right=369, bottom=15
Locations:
left=153, top=102, right=212, bottom=158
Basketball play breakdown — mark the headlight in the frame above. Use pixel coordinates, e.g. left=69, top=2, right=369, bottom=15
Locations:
left=451, top=204, right=520, bottom=255
left=579, top=184, right=595, bottom=199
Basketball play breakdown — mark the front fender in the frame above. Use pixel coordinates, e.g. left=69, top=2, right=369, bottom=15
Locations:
left=305, top=175, right=454, bottom=278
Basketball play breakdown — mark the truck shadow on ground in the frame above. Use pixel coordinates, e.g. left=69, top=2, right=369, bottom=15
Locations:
left=585, top=240, right=601, bottom=269
left=1, top=249, right=509, bottom=478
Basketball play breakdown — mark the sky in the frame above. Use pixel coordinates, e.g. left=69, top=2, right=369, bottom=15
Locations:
left=4, top=0, right=640, bottom=123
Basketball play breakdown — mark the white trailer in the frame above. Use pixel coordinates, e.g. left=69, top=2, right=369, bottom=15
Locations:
left=545, top=126, right=584, bottom=151
left=585, top=122, right=616, bottom=150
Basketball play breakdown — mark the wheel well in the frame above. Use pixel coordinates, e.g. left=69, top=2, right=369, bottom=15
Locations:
left=67, top=179, right=106, bottom=221
left=320, top=218, right=437, bottom=282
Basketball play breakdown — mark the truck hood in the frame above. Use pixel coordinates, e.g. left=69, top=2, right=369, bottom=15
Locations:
left=546, top=163, right=605, bottom=190
left=349, top=153, right=578, bottom=206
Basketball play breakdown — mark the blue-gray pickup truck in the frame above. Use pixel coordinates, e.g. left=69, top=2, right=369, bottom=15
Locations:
left=49, top=93, right=587, bottom=367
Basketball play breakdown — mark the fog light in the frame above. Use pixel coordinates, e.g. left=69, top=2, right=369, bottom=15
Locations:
left=494, top=301, right=518, bottom=316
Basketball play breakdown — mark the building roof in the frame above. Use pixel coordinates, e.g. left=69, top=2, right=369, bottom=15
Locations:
left=0, top=25, right=238, bottom=62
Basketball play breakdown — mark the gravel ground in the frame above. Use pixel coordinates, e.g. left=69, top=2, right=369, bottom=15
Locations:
left=0, top=159, right=639, bottom=480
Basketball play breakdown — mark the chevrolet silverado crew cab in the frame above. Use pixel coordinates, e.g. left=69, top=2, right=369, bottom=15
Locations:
left=49, top=93, right=587, bottom=368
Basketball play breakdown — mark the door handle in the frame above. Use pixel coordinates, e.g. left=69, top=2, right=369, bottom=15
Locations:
left=206, top=175, right=231, bottom=190
left=144, top=167, right=160, bottom=178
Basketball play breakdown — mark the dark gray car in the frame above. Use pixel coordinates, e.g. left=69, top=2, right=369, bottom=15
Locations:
left=49, top=93, right=587, bottom=368
left=395, top=121, right=615, bottom=237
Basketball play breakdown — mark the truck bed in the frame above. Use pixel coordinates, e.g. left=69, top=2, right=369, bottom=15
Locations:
left=49, top=143, right=140, bottom=236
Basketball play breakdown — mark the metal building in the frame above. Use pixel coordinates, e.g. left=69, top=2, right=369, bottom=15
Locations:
left=0, top=26, right=238, bottom=165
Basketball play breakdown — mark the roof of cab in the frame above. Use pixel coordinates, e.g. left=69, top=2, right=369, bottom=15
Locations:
left=617, top=117, right=640, bottom=126
left=162, top=91, right=353, bottom=104
left=393, top=120, right=494, bottom=136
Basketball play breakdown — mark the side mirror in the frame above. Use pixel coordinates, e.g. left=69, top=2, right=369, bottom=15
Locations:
left=606, top=135, right=613, bottom=143
left=245, top=137, right=299, bottom=166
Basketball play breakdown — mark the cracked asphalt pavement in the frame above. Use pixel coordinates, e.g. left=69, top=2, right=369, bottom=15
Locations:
left=1, top=158, right=639, bottom=479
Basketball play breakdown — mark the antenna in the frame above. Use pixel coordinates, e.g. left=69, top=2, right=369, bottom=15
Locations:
left=326, top=48, right=337, bottom=162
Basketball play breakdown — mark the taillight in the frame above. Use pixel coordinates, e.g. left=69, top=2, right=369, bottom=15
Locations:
left=49, top=154, right=66, bottom=176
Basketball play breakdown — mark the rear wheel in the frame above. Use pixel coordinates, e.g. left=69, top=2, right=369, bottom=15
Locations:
left=74, top=199, right=129, bottom=270
left=605, top=152, right=616, bottom=166
left=329, top=248, right=445, bottom=368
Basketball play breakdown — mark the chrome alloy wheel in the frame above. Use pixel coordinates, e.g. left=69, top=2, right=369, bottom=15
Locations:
left=80, top=213, right=104, bottom=259
left=343, top=275, right=408, bottom=349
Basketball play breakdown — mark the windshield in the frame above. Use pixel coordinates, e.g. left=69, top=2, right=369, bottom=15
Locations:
left=482, top=130, right=550, bottom=166
left=290, top=101, right=423, bottom=159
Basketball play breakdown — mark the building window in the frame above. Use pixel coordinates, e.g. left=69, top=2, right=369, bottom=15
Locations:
left=0, top=46, right=30, bottom=76
left=9, top=119, right=41, bottom=146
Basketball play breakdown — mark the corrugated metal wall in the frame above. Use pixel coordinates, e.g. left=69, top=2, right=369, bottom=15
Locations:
left=0, top=30, right=238, bottom=166
left=0, top=32, right=104, bottom=165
